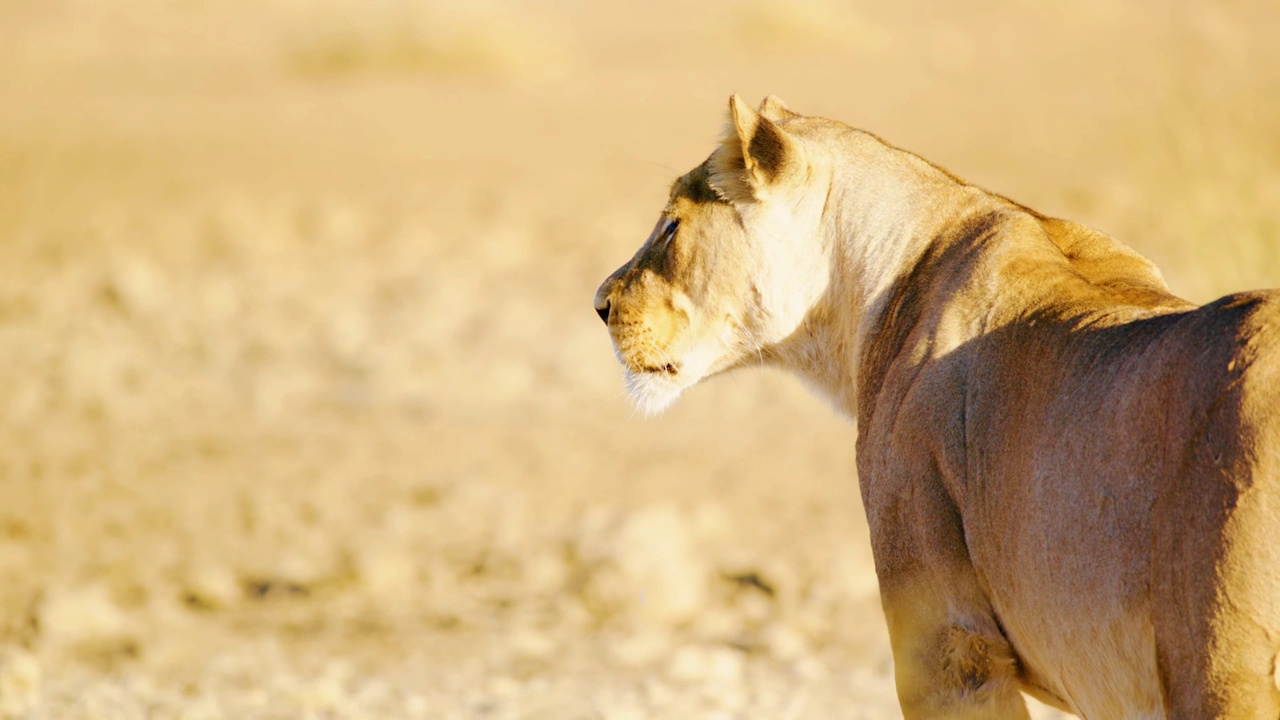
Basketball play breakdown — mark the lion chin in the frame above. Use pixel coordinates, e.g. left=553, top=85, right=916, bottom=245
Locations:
left=622, top=369, right=683, bottom=417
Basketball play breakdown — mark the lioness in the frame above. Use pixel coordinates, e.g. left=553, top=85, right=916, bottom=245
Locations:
left=593, top=96, right=1280, bottom=718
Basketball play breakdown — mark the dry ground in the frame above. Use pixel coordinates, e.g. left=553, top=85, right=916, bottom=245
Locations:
left=0, top=1, right=1278, bottom=717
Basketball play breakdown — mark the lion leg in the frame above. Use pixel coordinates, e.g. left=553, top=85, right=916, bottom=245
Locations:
left=1154, top=565, right=1280, bottom=718
left=864, top=471, right=1030, bottom=717
left=882, top=585, right=1031, bottom=720
left=1153, top=471, right=1280, bottom=719
left=1150, top=402, right=1280, bottom=719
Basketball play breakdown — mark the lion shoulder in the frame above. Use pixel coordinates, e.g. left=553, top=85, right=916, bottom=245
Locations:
left=1037, top=215, right=1180, bottom=305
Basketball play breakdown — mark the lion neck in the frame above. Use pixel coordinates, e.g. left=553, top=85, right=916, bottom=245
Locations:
left=772, top=136, right=994, bottom=420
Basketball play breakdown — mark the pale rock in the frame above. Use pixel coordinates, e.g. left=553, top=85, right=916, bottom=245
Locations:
left=0, top=647, right=40, bottom=717
left=691, top=608, right=740, bottom=640
left=739, top=591, right=773, bottom=625
left=358, top=550, right=418, bottom=598
left=183, top=563, right=241, bottom=610
left=326, top=308, right=371, bottom=361
left=791, top=656, right=827, bottom=681
left=404, top=693, right=430, bottom=720
left=609, top=505, right=707, bottom=626
left=293, top=671, right=345, bottom=717
left=39, top=585, right=131, bottom=647
left=522, top=550, right=567, bottom=595
left=294, top=674, right=344, bottom=715
left=762, top=624, right=808, bottom=662
left=601, top=705, right=646, bottom=720
left=690, top=503, right=733, bottom=546
left=709, top=687, right=747, bottom=714
left=273, top=549, right=333, bottom=588
left=176, top=697, right=222, bottom=720
left=792, top=597, right=837, bottom=642
left=104, top=257, right=166, bottom=316
left=198, top=277, right=241, bottom=324
left=554, top=595, right=592, bottom=630
left=510, top=630, right=557, bottom=662
left=568, top=505, right=618, bottom=561
left=608, top=632, right=670, bottom=669
left=703, top=647, right=746, bottom=686
left=314, top=203, right=369, bottom=247
left=779, top=687, right=812, bottom=720
left=667, top=645, right=707, bottom=683
left=642, top=678, right=675, bottom=707
left=350, top=678, right=393, bottom=712
left=484, top=675, right=520, bottom=698
left=666, top=645, right=745, bottom=686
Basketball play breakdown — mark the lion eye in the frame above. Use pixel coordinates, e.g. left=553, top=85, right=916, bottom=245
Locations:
left=660, top=218, right=680, bottom=246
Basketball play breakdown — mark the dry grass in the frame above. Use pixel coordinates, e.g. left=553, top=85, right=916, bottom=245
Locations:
left=0, top=0, right=1276, bottom=717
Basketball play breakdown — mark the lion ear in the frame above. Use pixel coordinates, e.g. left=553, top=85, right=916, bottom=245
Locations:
left=758, top=95, right=800, bottom=122
left=710, top=94, right=805, bottom=203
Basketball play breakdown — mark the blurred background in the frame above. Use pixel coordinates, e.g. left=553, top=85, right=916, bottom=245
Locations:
left=0, top=0, right=1277, bottom=717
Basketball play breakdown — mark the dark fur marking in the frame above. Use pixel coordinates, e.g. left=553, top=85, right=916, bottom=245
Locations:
left=671, top=161, right=726, bottom=205
left=748, top=118, right=787, bottom=181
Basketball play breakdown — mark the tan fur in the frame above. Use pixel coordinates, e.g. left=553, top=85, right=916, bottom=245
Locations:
left=595, top=96, right=1280, bottom=718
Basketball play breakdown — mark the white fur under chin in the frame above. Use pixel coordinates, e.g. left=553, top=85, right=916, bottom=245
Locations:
left=624, top=370, right=684, bottom=416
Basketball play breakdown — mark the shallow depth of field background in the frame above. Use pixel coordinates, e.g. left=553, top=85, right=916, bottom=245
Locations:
left=0, top=1, right=1278, bottom=717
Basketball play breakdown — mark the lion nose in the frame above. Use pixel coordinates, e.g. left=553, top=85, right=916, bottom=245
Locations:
left=594, top=274, right=620, bottom=326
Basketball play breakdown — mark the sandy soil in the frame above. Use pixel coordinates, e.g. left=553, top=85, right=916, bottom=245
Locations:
left=0, top=0, right=1278, bottom=717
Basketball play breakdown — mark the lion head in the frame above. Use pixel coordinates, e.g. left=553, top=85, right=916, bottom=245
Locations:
left=593, top=95, right=834, bottom=414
